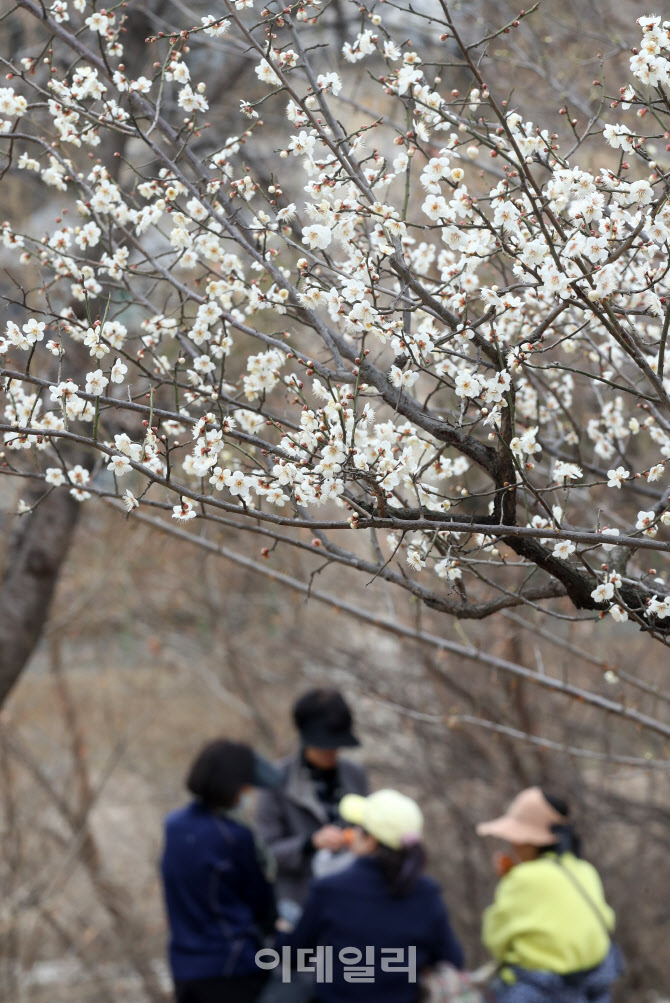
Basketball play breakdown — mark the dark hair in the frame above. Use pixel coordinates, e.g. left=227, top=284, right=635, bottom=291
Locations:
left=373, top=843, right=426, bottom=897
left=186, top=740, right=254, bottom=810
left=293, top=689, right=353, bottom=735
left=540, top=791, right=582, bottom=858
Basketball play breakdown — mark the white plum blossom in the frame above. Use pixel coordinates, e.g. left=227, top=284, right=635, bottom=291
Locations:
left=316, top=73, right=342, bottom=95
left=45, top=467, right=66, bottom=486
left=178, top=85, right=208, bottom=113
left=607, top=467, right=629, bottom=489
left=3, top=1, right=670, bottom=669
left=110, top=359, right=128, bottom=383
left=554, top=461, right=582, bottom=481
left=107, top=454, right=132, bottom=476
left=226, top=469, right=253, bottom=501
left=591, top=581, right=615, bottom=603
left=600, top=528, right=620, bottom=552
left=302, top=224, right=332, bottom=250
left=85, top=10, right=114, bottom=34
left=201, top=16, right=230, bottom=36
left=636, top=510, right=658, bottom=536
left=0, top=88, right=28, bottom=117
left=6, top=322, right=31, bottom=351
left=454, top=371, right=483, bottom=399
left=288, top=131, right=316, bottom=157
left=343, top=30, right=376, bottom=63
left=510, top=427, right=541, bottom=457
left=552, top=540, right=576, bottom=560
left=193, top=355, right=216, bottom=375
left=435, top=559, right=462, bottom=581
left=422, top=194, right=449, bottom=221
left=22, top=319, right=46, bottom=344
left=407, top=549, right=425, bottom=571
left=172, top=498, right=197, bottom=522
left=255, top=59, right=281, bottom=87
left=50, top=380, right=79, bottom=404
left=603, top=123, right=634, bottom=150
left=209, top=466, right=228, bottom=491
left=85, top=369, right=109, bottom=395
left=68, top=465, right=91, bottom=502
left=122, top=489, right=139, bottom=511
left=389, top=366, right=419, bottom=390
left=647, top=595, right=670, bottom=620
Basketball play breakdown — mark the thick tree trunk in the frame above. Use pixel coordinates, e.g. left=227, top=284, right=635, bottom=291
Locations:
left=0, top=483, right=80, bottom=705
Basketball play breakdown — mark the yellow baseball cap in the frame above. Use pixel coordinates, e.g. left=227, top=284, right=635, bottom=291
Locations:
left=339, top=789, right=423, bottom=850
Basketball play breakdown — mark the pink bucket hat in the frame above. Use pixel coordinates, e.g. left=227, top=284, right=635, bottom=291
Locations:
left=476, top=787, right=565, bottom=846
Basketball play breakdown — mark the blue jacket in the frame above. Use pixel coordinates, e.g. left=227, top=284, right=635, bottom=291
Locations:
left=285, top=856, right=463, bottom=1003
left=161, top=802, right=275, bottom=981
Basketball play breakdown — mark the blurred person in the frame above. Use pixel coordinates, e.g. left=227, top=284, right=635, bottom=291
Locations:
left=476, top=787, right=623, bottom=1003
left=281, top=789, right=464, bottom=1003
left=256, top=688, right=367, bottom=914
left=161, top=739, right=279, bottom=1003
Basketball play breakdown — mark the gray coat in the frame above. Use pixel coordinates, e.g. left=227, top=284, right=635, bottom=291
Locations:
left=255, top=754, right=368, bottom=906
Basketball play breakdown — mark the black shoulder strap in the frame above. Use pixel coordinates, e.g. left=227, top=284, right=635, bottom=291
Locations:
left=552, top=857, right=611, bottom=940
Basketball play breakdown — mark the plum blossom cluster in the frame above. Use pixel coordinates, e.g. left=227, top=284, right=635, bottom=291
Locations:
left=0, top=3, right=669, bottom=636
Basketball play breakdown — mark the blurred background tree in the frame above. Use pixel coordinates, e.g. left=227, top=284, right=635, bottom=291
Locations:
left=1, top=1, right=670, bottom=999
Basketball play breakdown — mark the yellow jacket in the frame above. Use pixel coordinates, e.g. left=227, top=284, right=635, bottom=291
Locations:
left=482, top=853, right=615, bottom=976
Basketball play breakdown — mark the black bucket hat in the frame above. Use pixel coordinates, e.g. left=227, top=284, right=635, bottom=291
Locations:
left=293, top=688, right=359, bottom=749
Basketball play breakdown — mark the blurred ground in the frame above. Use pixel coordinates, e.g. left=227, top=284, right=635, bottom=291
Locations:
left=1, top=493, right=670, bottom=1001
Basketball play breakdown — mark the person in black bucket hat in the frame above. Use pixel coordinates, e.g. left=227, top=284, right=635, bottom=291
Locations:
left=256, top=688, right=368, bottom=915
left=160, top=739, right=280, bottom=1003
left=293, top=688, right=360, bottom=749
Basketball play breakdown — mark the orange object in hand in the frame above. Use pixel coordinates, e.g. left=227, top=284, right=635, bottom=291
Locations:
left=342, top=827, right=355, bottom=847
left=494, top=852, right=515, bottom=878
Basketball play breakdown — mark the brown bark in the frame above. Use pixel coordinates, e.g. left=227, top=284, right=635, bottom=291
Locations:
left=0, top=482, right=80, bottom=705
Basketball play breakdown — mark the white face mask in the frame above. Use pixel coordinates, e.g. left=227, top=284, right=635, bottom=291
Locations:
left=236, top=791, right=254, bottom=816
